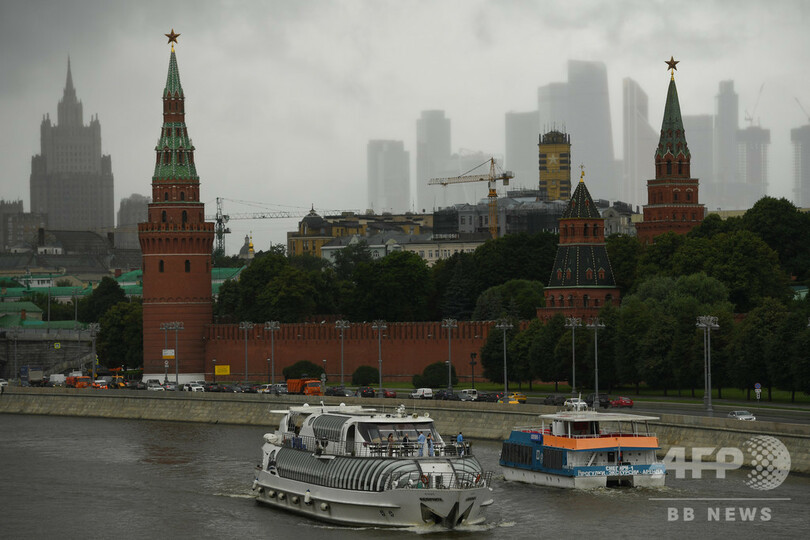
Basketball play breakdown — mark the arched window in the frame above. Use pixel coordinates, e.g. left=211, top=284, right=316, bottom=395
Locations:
left=666, top=161, right=672, bottom=175
left=566, top=268, right=572, bottom=280
left=567, top=295, right=574, bottom=307
left=557, top=270, right=563, bottom=280
left=159, top=260, right=164, bottom=273
left=559, top=295, right=564, bottom=306
left=687, top=191, right=692, bottom=201
left=593, top=223, right=599, bottom=237
left=594, top=298, right=600, bottom=307
left=161, top=210, right=167, bottom=223
left=598, top=268, right=606, bottom=280
left=583, top=223, right=589, bottom=237
left=586, top=268, right=593, bottom=280
left=583, top=295, right=589, bottom=307
left=164, top=192, right=169, bottom=201
left=674, top=191, right=679, bottom=201
left=549, top=296, right=555, bottom=307
left=185, top=260, right=190, bottom=273
left=180, top=192, right=185, bottom=201
left=182, top=210, right=188, bottom=224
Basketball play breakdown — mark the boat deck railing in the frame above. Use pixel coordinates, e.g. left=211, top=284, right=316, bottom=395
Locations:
left=387, top=470, right=492, bottom=490
left=281, top=433, right=474, bottom=458
left=516, top=427, right=656, bottom=439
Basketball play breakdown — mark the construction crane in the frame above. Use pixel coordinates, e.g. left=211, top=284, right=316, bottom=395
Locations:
left=205, top=198, right=348, bottom=255
left=796, top=97, right=810, bottom=123
left=744, top=83, right=765, bottom=127
left=428, top=158, right=514, bottom=238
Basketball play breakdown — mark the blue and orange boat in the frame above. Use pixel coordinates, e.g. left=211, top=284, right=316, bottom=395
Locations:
left=500, top=410, right=666, bottom=488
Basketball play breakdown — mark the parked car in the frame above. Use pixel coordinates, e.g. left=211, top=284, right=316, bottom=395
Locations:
left=585, top=393, right=610, bottom=409
left=484, top=392, right=504, bottom=403
left=163, top=382, right=177, bottom=391
left=459, top=389, right=479, bottom=401
left=182, top=383, right=205, bottom=392
left=434, top=389, right=461, bottom=401
left=409, top=387, right=433, bottom=399
left=610, top=396, right=634, bottom=408
left=147, top=382, right=165, bottom=391
left=564, top=397, right=588, bottom=411
left=382, top=389, right=397, bottom=398
left=543, top=395, right=567, bottom=406
left=270, top=383, right=288, bottom=395
left=0, top=378, right=9, bottom=388
left=506, top=392, right=527, bottom=404
left=476, top=391, right=491, bottom=402
left=357, top=386, right=376, bottom=398
left=728, top=410, right=756, bottom=421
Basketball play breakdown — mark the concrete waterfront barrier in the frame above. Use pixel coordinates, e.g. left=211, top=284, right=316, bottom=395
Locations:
left=2, top=387, right=809, bottom=473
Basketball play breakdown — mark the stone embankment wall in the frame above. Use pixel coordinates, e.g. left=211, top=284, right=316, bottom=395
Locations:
left=2, top=388, right=809, bottom=474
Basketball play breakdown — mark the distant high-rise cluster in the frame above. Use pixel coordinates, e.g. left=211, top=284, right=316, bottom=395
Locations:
left=29, top=59, right=114, bottom=232
left=367, top=140, right=409, bottom=214
left=538, top=60, right=620, bottom=201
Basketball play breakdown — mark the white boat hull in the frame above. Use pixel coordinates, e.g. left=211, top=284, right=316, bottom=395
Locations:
left=254, top=470, right=491, bottom=528
left=502, top=466, right=665, bottom=489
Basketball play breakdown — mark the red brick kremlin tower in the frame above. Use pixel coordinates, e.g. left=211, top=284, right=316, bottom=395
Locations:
left=139, top=30, right=215, bottom=380
left=636, top=57, right=705, bottom=243
left=539, top=169, right=620, bottom=319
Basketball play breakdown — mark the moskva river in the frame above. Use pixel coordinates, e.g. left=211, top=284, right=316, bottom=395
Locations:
left=1, top=414, right=807, bottom=539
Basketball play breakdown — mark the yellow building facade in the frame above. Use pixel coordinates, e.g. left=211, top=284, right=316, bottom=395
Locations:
left=539, top=130, right=572, bottom=201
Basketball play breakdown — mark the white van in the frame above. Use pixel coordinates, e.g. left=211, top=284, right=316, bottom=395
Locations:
left=410, top=388, right=433, bottom=399
left=459, top=389, right=478, bottom=401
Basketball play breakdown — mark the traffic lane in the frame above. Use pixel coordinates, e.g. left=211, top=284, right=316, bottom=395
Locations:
left=526, top=396, right=810, bottom=424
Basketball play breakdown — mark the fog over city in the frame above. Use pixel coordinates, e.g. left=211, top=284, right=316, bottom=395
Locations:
left=1, top=0, right=808, bottom=254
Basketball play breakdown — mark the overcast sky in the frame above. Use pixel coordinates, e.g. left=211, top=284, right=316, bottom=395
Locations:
left=1, top=0, right=809, bottom=255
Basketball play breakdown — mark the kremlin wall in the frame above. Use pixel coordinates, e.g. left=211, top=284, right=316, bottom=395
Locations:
left=202, top=321, right=496, bottom=384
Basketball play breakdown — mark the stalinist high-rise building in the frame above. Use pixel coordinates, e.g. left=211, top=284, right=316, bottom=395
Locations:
left=30, top=59, right=114, bottom=231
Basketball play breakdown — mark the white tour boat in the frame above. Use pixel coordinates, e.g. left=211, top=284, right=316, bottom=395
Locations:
left=252, top=403, right=493, bottom=528
left=500, top=410, right=666, bottom=489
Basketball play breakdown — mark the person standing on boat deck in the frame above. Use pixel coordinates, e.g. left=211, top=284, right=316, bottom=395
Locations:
left=456, top=432, right=464, bottom=457
left=417, top=431, right=426, bottom=456
left=427, top=432, right=434, bottom=456
left=387, top=433, right=394, bottom=456
left=402, top=433, right=410, bottom=456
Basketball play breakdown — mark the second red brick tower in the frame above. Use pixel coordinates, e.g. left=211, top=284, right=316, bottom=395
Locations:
left=636, top=58, right=705, bottom=243
left=139, top=33, right=215, bottom=380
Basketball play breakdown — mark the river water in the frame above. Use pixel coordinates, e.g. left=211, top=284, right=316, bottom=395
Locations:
left=1, top=414, right=807, bottom=539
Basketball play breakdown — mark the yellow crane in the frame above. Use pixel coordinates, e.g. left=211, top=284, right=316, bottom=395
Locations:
left=428, top=158, right=514, bottom=238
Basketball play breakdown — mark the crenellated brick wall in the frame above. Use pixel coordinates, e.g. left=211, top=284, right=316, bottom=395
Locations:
left=203, top=321, right=499, bottom=384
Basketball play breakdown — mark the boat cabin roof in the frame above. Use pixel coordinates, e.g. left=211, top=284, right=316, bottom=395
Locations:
left=540, top=411, right=659, bottom=423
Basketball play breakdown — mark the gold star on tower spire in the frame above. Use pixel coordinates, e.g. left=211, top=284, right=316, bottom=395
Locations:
left=165, top=29, right=180, bottom=51
left=665, top=56, right=679, bottom=80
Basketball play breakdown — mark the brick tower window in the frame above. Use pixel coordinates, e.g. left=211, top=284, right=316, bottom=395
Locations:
left=185, top=260, right=190, bottom=273
left=164, top=192, right=169, bottom=201
left=162, top=211, right=167, bottom=223
left=180, top=192, right=185, bottom=201
left=159, top=260, right=164, bottom=272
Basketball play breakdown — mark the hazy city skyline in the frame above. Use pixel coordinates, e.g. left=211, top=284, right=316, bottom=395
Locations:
left=1, top=0, right=809, bottom=254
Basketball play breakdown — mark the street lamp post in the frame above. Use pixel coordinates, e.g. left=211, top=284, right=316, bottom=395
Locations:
left=161, top=322, right=183, bottom=386
left=240, top=321, right=254, bottom=385
left=442, top=318, right=458, bottom=392
left=173, top=322, right=183, bottom=386
left=89, top=323, right=100, bottom=382
left=335, top=319, right=350, bottom=386
left=696, top=315, right=719, bottom=413
left=469, top=352, right=478, bottom=389
left=587, top=318, right=605, bottom=407
left=495, top=319, right=513, bottom=396
left=264, top=321, right=280, bottom=386
left=213, top=358, right=217, bottom=384
left=372, top=320, right=387, bottom=395
left=565, top=317, right=582, bottom=395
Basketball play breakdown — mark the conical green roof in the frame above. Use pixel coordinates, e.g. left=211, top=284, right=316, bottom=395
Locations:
left=655, top=77, right=690, bottom=160
left=163, top=50, right=183, bottom=98
left=561, top=178, right=601, bottom=219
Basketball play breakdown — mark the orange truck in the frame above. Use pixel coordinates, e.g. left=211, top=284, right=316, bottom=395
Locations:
left=286, top=378, right=323, bottom=396
left=66, top=376, right=92, bottom=388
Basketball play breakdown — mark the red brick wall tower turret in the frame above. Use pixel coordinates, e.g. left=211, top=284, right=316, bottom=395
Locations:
left=139, top=34, right=215, bottom=378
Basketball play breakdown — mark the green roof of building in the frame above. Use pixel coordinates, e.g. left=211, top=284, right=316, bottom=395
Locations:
left=212, top=266, right=244, bottom=281
left=655, top=77, right=690, bottom=160
left=164, top=49, right=184, bottom=98
left=0, top=301, right=42, bottom=313
left=116, top=269, right=142, bottom=282
left=561, top=177, right=601, bottom=219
